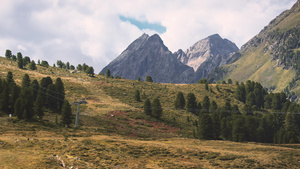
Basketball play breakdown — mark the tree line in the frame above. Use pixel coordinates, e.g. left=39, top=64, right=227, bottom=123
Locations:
left=4, top=49, right=95, bottom=77
left=0, top=71, right=72, bottom=126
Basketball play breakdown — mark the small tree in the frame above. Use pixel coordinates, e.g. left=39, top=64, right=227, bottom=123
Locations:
left=34, top=92, right=44, bottom=119
left=228, top=79, right=233, bottom=84
left=145, top=76, right=153, bottom=82
left=86, top=66, right=95, bottom=77
left=205, top=83, right=209, bottom=90
left=106, top=69, right=111, bottom=78
left=23, top=56, right=30, bottom=66
left=144, top=98, right=152, bottom=115
left=152, top=98, right=163, bottom=119
left=77, top=64, right=82, bottom=70
left=134, top=90, right=141, bottom=102
left=28, top=60, right=37, bottom=70
left=186, top=93, right=197, bottom=114
left=21, top=74, right=30, bottom=88
left=61, top=100, right=72, bottom=127
left=17, top=52, right=23, bottom=69
left=55, top=78, right=65, bottom=113
left=6, top=71, right=14, bottom=85
left=174, top=91, right=185, bottom=109
left=5, top=49, right=12, bottom=59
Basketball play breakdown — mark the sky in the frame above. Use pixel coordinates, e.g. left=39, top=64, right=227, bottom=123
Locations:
left=0, top=0, right=297, bottom=73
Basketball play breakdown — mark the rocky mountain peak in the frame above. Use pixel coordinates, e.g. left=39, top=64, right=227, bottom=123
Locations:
left=180, top=34, right=238, bottom=72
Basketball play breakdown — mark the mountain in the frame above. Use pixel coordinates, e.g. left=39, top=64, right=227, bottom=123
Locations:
left=101, top=33, right=238, bottom=83
left=207, top=0, right=300, bottom=100
left=176, top=34, right=238, bottom=81
left=100, top=33, right=194, bottom=83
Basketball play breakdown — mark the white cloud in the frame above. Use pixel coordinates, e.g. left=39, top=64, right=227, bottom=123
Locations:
left=0, top=0, right=297, bottom=72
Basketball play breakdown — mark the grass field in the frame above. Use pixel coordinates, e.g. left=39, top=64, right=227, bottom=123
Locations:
left=0, top=57, right=300, bottom=168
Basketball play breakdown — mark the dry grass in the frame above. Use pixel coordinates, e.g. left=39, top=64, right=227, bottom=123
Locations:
left=1, top=57, right=300, bottom=168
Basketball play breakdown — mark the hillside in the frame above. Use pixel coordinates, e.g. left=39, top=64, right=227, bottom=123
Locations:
left=1, top=55, right=300, bottom=168
left=208, top=0, right=300, bottom=99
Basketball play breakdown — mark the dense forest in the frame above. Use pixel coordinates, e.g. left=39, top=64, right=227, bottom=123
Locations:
left=168, top=79, right=300, bottom=144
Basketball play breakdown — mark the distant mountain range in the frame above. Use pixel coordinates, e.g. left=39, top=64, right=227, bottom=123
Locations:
left=101, top=0, right=300, bottom=100
left=100, top=33, right=238, bottom=83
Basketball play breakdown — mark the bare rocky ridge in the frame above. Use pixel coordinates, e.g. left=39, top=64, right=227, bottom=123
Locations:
left=100, top=33, right=238, bottom=83
left=100, top=33, right=194, bottom=83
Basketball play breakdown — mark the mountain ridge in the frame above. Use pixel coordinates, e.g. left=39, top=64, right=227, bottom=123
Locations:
left=100, top=33, right=238, bottom=83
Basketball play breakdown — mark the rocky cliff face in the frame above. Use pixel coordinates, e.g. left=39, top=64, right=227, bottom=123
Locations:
left=177, top=34, right=239, bottom=81
left=100, top=33, right=194, bottom=83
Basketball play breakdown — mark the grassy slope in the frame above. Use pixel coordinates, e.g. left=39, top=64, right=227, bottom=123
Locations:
left=222, top=3, right=299, bottom=93
left=0, top=57, right=300, bottom=168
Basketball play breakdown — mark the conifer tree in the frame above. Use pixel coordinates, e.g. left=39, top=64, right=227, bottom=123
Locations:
left=0, top=80, right=10, bottom=114
left=9, top=84, right=20, bottom=114
left=34, top=92, right=44, bottom=119
left=55, top=78, right=65, bottom=112
left=144, top=98, right=152, bottom=115
left=61, top=100, right=72, bottom=127
left=145, top=76, right=153, bottom=82
left=46, top=84, right=57, bottom=112
left=152, top=98, right=163, bottom=119
left=232, top=116, right=246, bottom=142
left=22, top=74, right=31, bottom=88
left=106, top=69, right=111, bottom=78
left=186, top=93, right=197, bottom=114
left=28, top=60, right=37, bottom=70
left=174, top=91, right=185, bottom=109
left=202, top=96, right=210, bottom=113
left=209, top=100, right=218, bottom=113
left=14, top=97, right=23, bottom=119
left=30, top=79, right=39, bottom=101
left=20, top=87, right=34, bottom=120
left=17, top=52, right=23, bottom=69
left=205, top=83, right=209, bottom=90
left=198, top=113, right=215, bottom=140
left=134, top=90, right=141, bottom=102
left=5, top=49, right=12, bottom=59
left=6, top=71, right=14, bottom=85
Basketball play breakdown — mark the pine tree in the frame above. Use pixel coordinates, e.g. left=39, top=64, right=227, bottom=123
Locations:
left=17, top=52, right=23, bottom=69
left=198, top=113, right=215, bottom=140
left=30, top=79, right=39, bottom=101
left=232, top=116, right=246, bottom=142
left=61, top=100, right=72, bottom=127
left=246, top=92, right=256, bottom=107
left=235, top=82, right=246, bottom=103
left=14, top=97, right=23, bottom=119
left=152, top=98, right=163, bottom=119
left=174, top=91, right=185, bottom=109
left=209, top=100, right=218, bottom=113
left=86, top=66, right=94, bottom=77
left=9, top=84, right=20, bottom=114
left=55, top=78, right=65, bottom=113
left=134, top=90, right=141, bottom=102
left=0, top=80, right=10, bottom=114
left=144, top=98, right=152, bottom=115
left=106, top=69, right=111, bottom=78
left=227, top=79, right=232, bottom=84
left=205, top=83, right=209, bottom=90
left=5, top=49, right=12, bottom=59
left=28, top=60, right=37, bottom=70
left=6, top=71, right=14, bottom=85
left=22, top=74, right=31, bottom=88
left=34, top=92, right=44, bottom=119
left=145, top=76, right=153, bottom=82
left=186, top=93, right=197, bottom=114
left=202, top=96, right=210, bottom=113
left=46, top=84, right=57, bottom=112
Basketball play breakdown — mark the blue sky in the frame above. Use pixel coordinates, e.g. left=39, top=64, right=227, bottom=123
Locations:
left=0, top=0, right=297, bottom=72
left=119, top=16, right=166, bottom=34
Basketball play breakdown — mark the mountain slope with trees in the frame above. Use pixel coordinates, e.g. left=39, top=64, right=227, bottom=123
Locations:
left=208, top=0, right=300, bottom=101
